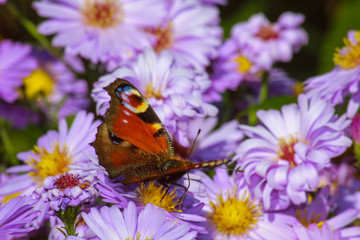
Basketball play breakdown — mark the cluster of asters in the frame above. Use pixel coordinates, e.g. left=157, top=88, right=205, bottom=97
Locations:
left=0, top=0, right=359, bottom=239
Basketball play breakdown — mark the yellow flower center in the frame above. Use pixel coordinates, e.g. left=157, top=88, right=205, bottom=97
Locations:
left=277, top=134, right=299, bottom=167
left=234, top=55, right=252, bottom=73
left=208, top=189, right=262, bottom=236
left=296, top=208, right=322, bottom=227
left=145, top=23, right=173, bottom=53
left=145, top=83, right=163, bottom=100
left=23, top=69, right=54, bottom=99
left=293, top=82, right=304, bottom=96
left=125, top=233, right=151, bottom=240
left=82, top=0, right=123, bottom=28
left=137, top=181, right=181, bottom=212
left=26, top=142, right=71, bottom=184
left=334, top=31, right=360, bottom=69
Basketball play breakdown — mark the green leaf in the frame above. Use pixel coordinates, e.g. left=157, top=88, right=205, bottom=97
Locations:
left=237, top=95, right=297, bottom=125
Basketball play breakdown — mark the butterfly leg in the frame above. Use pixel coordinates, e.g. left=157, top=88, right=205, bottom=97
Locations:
left=170, top=181, right=189, bottom=210
left=160, top=182, right=171, bottom=202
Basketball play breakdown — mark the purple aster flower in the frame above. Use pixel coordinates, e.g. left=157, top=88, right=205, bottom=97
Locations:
left=305, top=30, right=360, bottom=117
left=144, top=0, right=222, bottom=70
left=293, top=222, right=360, bottom=240
left=33, top=171, right=99, bottom=215
left=34, top=0, right=166, bottom=65
left=0, top=196, right=39, bottom=238
left=92, top=49, right=218, bottom=146
left=23, top=50, right=89, bottom=119
left=0, top=101, right=40, bottom=129
left=232, top=12, right=307, bottom=66
left=351, top=114, right=360, bottom=143
left=235, top=94, right=352, bottom=210
left=286, top=188, right=360, bottom=240
left=206, top=37, right=266, bottom=102
left=81, top=201, right=197, bottom=240
left=206, top=12, right=307, bottom=102
left=188, top=168, right=297, bottom=239
left=175, top=117, right=243, bottom=160
left=199, top=0, right=227, bottom=5
left=96, top=177, right=208, bottom=234
left=0, top=40, right=36, bottom=103
left=0, top=111, right=101, bottom=199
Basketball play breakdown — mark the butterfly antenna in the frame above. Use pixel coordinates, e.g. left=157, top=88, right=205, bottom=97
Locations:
left=187, top=129, right=201, bottom=159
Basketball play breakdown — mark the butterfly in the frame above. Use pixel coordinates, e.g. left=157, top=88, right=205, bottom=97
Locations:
left=92, top=78, right=230, bottom=187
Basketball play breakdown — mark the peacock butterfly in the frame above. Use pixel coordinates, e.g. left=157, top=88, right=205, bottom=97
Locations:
left=91, top=78, right=230, bottom=186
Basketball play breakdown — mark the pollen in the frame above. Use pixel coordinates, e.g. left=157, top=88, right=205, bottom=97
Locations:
left=145, top=23, right=173, bottom=53
left=55, top=173, right=87, bottom=191
left=137, top=181, right=181, bottom=212
left=208, top=189, right=261, bottom=236
left=296, top=208, right=322, bottom=227
left=234, top=55, right=252, bottom=73
left=145, top=83, right=163, bottom=100
left=277, top=135, right=299, bottom=167
left=255, top=24, right=279, bottom=41
left=23, top=69, right=54, bottom=99
left=26, top=143, right=71, bottom=184
left=334, top=31, right=360, bottom=69
left=82, top=0, right=123, bottom=28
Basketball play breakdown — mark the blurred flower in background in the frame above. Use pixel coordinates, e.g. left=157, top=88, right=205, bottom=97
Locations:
left=145, top=0, right=222, bottom=70
left=34, top=0, right=166, bottom=68
left=0, top=40, right=36, bottom=103
left=305, top=30, right=360, bottom=118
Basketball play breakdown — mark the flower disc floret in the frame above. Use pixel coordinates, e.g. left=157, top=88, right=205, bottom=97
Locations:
left=137, top=181, right=181, bottom=212
left=33, top=172, right=98, bottom=214
left=209, top=189, right=261, bottom=236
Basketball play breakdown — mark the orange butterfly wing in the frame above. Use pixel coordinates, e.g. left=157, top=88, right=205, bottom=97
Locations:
left=92, top=78, right=174, bottom=178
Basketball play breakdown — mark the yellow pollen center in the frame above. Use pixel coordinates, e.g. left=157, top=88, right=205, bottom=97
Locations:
left=125, top=233, right=151, bottom=240
left=208, top=189, right=261, bottom=236
left=23, top=69, right=54, bottom=99
left=145, top=23, right=173, bottom=53
left=334, top=31, right=360, bottom=69
left=234, top=55, right=252, bottom=73
left=296, top=208, right=322, bottom=227
left=293, top=82, right=304, bottom=96
left=26, top=143, right=71, bottom=184
left=277, top=135, right=299, bottom=167
left=145, top=83, right=163, bottom=100
left=82, top=0, right=123, bottom=28
left=137, top=181, right=181, bottom=212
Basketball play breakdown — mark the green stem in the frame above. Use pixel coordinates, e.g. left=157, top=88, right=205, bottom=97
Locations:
left=0, top=121, right=18, bottom=166
left=6, top=3, right=79, bottom=74
left=56, top=206, right=81, bottom=237
left=258, top=73, right=269, bottom=104
left=7, top=3, right=56, bottom=54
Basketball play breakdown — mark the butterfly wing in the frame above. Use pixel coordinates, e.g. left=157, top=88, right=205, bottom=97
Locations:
left=92, top=78, right=174, bottom=178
